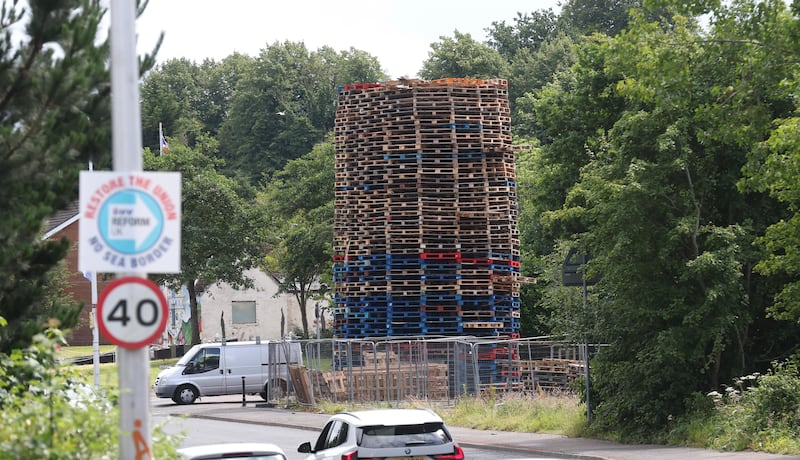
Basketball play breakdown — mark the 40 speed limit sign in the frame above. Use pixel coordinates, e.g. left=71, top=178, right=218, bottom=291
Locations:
left=97, top=277, right=168, bottom=349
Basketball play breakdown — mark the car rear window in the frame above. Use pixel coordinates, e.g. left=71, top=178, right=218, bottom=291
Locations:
left=358, top=422, right=452, bottom=448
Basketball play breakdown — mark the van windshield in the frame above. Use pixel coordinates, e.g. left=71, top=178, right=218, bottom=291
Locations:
left=176, top=350, right=197, bottom=366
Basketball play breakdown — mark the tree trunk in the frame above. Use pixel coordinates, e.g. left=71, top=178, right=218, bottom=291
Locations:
left=297, top=290, right=310, bottom=338
left=188, top=281, right=201, bottom=345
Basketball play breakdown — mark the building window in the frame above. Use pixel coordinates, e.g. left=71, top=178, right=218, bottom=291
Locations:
left=231, top=301, right=256, bottom=324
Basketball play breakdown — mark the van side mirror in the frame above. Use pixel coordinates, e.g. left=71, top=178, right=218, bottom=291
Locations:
left=298, top=442, right=312, bottom=453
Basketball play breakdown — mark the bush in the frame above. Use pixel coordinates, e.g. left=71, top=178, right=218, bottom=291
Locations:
left=700, top=357, right=800, bottom=454
left=745, top=360, right=800, bottom=433
left=0, top=325, right=183, bottom=459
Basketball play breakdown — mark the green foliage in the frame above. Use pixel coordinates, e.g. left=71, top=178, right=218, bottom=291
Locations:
left=141, top=43, right=384, bottom=188
left=524, top=0, right=800, bottom=441
left=0, top=327, right=182, bottom=458
left=217, top=41, right=384, bottom=185
left=419, top=31, right=509, bottom=80
left=486, top=10, right=561, bottom=59
left=559, top=0, right=672, bottom=36
left=0, top=0, right=158, bottom=352
left=686, top=360, right=800, bottom=454
left=258, top=141, right=335, bottom=337
left=145, top=146, right=263, bottom=344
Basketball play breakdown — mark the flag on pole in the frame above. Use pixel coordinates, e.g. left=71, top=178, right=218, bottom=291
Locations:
left=159, top=122, right=170, bottom=155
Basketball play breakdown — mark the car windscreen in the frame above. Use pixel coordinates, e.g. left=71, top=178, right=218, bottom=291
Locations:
left=357, top=422, right=452, bottom=448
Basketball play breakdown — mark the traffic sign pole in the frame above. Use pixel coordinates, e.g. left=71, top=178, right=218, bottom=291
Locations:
left=110, top=1, right=150, bottom=459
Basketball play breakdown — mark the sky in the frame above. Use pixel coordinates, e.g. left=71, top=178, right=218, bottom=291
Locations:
left=136, top=0, right=562, bottom=79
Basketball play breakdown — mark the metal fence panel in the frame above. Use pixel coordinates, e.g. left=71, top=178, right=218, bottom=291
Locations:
left=297, top=337, right=594, bottom=406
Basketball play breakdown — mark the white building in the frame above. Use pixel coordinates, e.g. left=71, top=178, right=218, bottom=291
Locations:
left=159, top=268, right=320, bottom=345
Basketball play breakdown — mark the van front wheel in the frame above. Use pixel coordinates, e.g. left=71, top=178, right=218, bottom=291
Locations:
left=173, top=384, right=198, bottom=405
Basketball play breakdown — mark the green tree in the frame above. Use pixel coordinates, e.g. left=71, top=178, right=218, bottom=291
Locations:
left=0, top=0, right=156, bottom=351
left=527, top=2, right=800, bottom=438
left=485, top=10, right=576, bottom=122
left=145, top=144, right=263, bottom=345
left=732, top=0, right=800, bottom=325
left=140, top=58, right=200, bottom=150
left=141, top=53, right=255, bottom=153
left=257, top=141, right=334, bottom=338
left=0, top=325, right=182, bottom=458
left=419, top=31, right=509, bottom=80
left=559, top=0, right=639, bottom=36
left=486, top=10, right=560, bottom=59
left=218, top=41, right=384, bottom=186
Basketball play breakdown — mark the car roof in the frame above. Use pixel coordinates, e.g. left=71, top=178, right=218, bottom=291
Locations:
left=334, top=408, right=444, bottom=427
left=177, top=442, right=286, bottom=459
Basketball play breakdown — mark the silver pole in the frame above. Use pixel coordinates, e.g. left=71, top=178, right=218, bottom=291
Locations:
left=110, top=1, right=150, bottom=459
left=91, top=271, right=100, bottom=388
left=583, top=274, right=591, bottom=425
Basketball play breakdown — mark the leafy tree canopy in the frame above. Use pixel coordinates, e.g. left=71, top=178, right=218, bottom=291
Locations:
left=257, top=140, right=334, bottom=338
left=525, top=0, right=800, bottom=439
left=0, top=0, right=158, bottom=351
left=145, top=143, right=263, bottom=345
left=419, top=31, right=509, bottom=80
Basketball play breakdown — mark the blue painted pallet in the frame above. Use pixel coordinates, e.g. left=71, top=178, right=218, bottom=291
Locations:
left=455, top=152, right=486, bottom=159
left=421, top=262, right=461, bottom=270
left=421, top=293, right=462, bottom=302
left=423, top=326, right=463, bottom=334
left=383, top=153, right=422, bottom=160
left=360, top=294, right=392, bottom=303
left=450, top=123, right=482, bottom=131
left=424, top=316, right=462, bottom=325
left=490, top=264, right=519, bottom=272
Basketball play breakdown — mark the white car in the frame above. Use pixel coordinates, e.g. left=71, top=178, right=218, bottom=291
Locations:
left=178, top=442, right=288, bottom=460
left=298, top=408, right=464, bottom=460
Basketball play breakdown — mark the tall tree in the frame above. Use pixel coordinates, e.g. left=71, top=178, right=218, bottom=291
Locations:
left=140, top=58, right=200, bottom=150
left=486, top=10, right=561, bottom=59
left=528, top=2, right=800, bottom=439
left=559, top=0, right=638, bottom=36
left=145, top=144, right=262, bottom=345
left=257, top=141, right=334, bottom=338
left=419, top=31, right=509, bottom=80
left=218, top=41, right=384, bottom=186
left=0, top=0, right=157, bottom=351
left=730, top=0, right=800, bottom=325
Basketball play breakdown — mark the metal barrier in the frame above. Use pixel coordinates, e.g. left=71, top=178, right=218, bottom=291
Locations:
left=296, top=336, right=597, bottom=406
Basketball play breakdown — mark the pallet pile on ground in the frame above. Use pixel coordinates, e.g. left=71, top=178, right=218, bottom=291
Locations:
left=333, top=78, right=521, bottom=391
left=519, top=358, right=585, bottom=392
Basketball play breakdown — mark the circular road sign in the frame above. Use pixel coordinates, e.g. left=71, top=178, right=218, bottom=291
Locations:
left=97, top=277, right=168, bottom=349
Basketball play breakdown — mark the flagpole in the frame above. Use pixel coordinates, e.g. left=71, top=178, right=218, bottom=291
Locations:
left=159, top=122, right=163, bottom=155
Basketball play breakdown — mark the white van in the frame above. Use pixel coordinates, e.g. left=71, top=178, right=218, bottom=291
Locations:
left=154, top=340, right=303, bottom=404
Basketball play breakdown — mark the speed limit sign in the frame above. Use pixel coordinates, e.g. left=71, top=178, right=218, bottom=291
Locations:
left=97, top=277, right=168, bottom=349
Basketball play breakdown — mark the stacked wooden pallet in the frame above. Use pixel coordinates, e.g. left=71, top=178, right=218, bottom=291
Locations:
left=311, top=363, right=450, bottom=402
left=333, top=78, right=520, bottom=387
left=519, top=358, right=585, bottom=392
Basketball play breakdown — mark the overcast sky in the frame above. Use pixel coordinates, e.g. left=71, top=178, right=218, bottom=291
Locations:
left=136, top=0, right=562, bottom=79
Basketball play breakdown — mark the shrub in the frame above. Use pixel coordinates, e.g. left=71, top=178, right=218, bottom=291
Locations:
left=700, top=357, right=800, bottom=454
left=0, top=325, right=183, bottom=459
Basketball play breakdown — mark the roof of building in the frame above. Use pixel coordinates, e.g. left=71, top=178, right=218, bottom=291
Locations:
left=43, top=200, right=80, bottom=238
